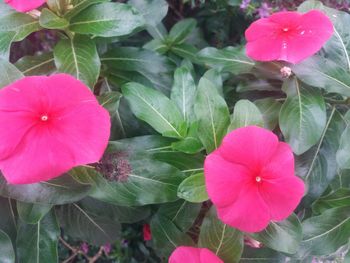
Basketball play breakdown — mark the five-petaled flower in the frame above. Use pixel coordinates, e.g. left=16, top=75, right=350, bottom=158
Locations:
left=169, top=247, right=223, bottom=263
left=204, top=126, right=305, bottom=232
left=245, top=10, right=334, bottom=64
left=0, top=74, right=110, bottom=184
left=4, top=0, right=46, bottom=12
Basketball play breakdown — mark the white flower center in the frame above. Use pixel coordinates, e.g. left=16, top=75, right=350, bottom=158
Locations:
left=41, top=115, right=48, bottom=121
left=255, top=176, right=262, bottom=183
left=283, top=27, right=289, bottom=32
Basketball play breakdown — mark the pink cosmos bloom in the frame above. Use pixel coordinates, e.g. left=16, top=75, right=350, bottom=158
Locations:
left=0, top=74, right=110, bottom=184
left=4, top=0, right=46, bottom=12
left=204, top=126, right=305, bottom=233
left=169, top=247, right=223, bottom=263
left=245, top=10, right=334, bottom=64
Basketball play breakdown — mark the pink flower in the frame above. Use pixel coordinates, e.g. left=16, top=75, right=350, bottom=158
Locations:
left=0, top=74, right=110, bottom=184
left=4, top=0, right=46, bottom=12
left=169, top=247, right=223, bottom=263
left=245, top=10, right=333, bottom=63
left=204, top=126, right=305, bottom=233
left=143, top=224, right=152, bottom=241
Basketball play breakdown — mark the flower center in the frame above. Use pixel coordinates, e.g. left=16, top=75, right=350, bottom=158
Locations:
left=282, top=27, right=289, bottom=32
left=41, top=115, right=49, bottom=122
left=255, top=176, right=262, bottom=183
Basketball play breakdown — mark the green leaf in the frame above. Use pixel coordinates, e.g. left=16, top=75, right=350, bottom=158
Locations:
left=129, top=0, right=168, bottom=40
left=122, top=82, right=187, bottom=139
left=56, top=202, right=121, bottom=246
left=98, top=91, right=122, bottom=115
left=0, top=32, right=17, bottom=59
left=171, top=132, right=203, bottom=154
left=170, top=43, right=199, bottom=63
left=312, top=188, right=350, bottom=214
left=64, top=0, right=110, bottom=19
left=254, top=98, right=282, bottom=130
left=292, top=56, right=350, bottom=97
left=16, top=211, right=60, bottom=263
left=0, top=8, right=41, bottom=41
left=17, top=202, right=52, bottom=224
left=197, top=46, right=254, bottom=74
left=151, top=214, right=194, bottom=257
left=170, top=66, right=197, bottom=123
left=279, top=77, right=327, bottom=155
left=39, top=8, right=69, bottom=29
left=15, top=52, right=56, bottom=76
left=177, top=173, right=209, bottom=203
left=0, top=230, right=15, bottom=263
left=129, top=0, right=168, bottom=27
left=102, top=47, right=175, bottom=93
left=168, top=18, right=197, bottom=45
left=109, top=135, right=174, bottom=153
left=54, top=35, right=100, bottom=89
left=0, top=198, right=17, bottom=243
left=228, top=99, right=264, bottom=131
left=240, top=247, right=287, bottom=263
left=251, top=214, right=302, bottom=254
left=300, top=207, right=350, bottom=256
left=337, top=114, right=350, bottom=169
left=69, top=2, right=145, bottom=37
left=322, top=10, right=350, bottom=71
left=194, top=77, right=230, bottom=153
left=296, top=108, right=345, bottom=203
left=143, top=39, right=168, bottom=54
left=0, top=59, right=24, bottom=88
left=198, top=207, right=244, bottom=263
left=72, top=156, right=185, bottom=206
left=0, top=173, right=91, bottom=205
left=152, top=151, right=204, bottom=173
left=78, top=197, right=150, bottom=224
left=158, top=200, right=201, bottom=232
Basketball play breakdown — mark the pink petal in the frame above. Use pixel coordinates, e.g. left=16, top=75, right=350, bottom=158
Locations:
left=44, top=74, right=99, bottom=112
left=219, top=126, right=279, bottom=172
left=282, top=10, right=334, bottom=63
left=49, top=102, right=111, bottom=165
left=204, top=150, right=251, bottom=207
left=169, top=247, right=223, bottom=263
left=260, top=142, right=295, bottom=180
left=245, top=18, right=280, bottom=42
left=200, top=248, right=224, bottom=263
left=246, top=34, right=285, bottom=62
left=245, top=10, right=333, bottom=63
left=216, top=185, right=271, bottom=233
left=0, top=111, right=34, bottom=160
left=169, top=247, right=201, bottom=263
left=5, top=0, right=46, bottom=12
left=0, top=126, right=77, bottom=184
left=268, top=11, right=302, bottom=26
left=259, top=176, right=305, bottom=221
left=0, top=74, right=110, bottom=184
